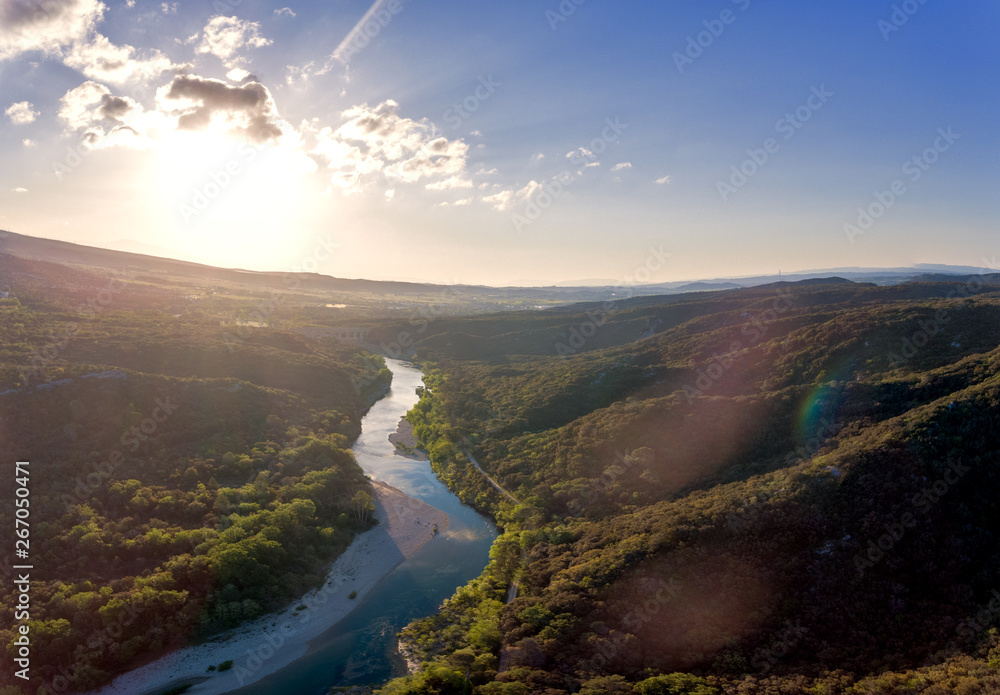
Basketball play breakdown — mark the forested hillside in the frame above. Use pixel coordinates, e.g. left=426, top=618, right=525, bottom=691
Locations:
left=379, top=278, right=1000, bottom=694
left=0, top=254, right=391, bottom=694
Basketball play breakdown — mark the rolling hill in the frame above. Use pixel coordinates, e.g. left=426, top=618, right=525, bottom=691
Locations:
left=378, top=276, right=1000, bottom=695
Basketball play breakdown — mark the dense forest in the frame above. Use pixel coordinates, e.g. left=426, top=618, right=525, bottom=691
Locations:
left=0, top=254, right=391, bottom=694
left=372, top=277, right=1000, bottom=694
left=5, top=243, right=1000, bottom=695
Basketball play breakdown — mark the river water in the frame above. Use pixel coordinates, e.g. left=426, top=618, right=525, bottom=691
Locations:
left=230, top=359, right=496, bottom=694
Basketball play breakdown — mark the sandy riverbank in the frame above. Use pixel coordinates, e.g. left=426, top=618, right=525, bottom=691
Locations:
left=88, top=481, right=447, bottom=695
left=387, top=416, right=428, bottom=460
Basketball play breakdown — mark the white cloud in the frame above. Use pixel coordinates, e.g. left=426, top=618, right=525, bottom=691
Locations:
left=611, top=162, right=632, bottom=172
left=12, top=187, right=28, bottom=193
left=481, top=190, right=512, bottom=209
left=58, top=80, right=156, bottom=148
left=438, top=198, right=472, bottom=207
left=59, top=80, right=116, bottom=129
left=0, top=0, right=178, bottom=84
left=311, top=129, right=368, bottom=179
left=63, top=34, right=177, bottom=84
left=313, top=99, right=471, bottom=191
left=285, top=61, right=316, bottom=85
left=531, top=152, right=544, bottom=162
left=160, top=2, right=177, bottom=13
left=384, top=139, right=468, bottom=184
left=22, top=138, right=36, bottom=147
left=0, top=0, right=105, bottom=61
left=425, top=176, right=473, bottom=191
left=226, top=67, right=250, bottom=82
left=483, top=179, right=544, bottom=211
left=197, top=16, right=272, bottom=68
left=57, top=73, right=311, bottom=167
left=566, top=147, right=600, bottom=167
left=334, top=100, right=428, bottom=160
left=125, top=0, right=135, bottom=7
left=654, top=175, right=672, bottom=185
left=274, top=7, right=296, bottom=17
left=5, top=101, right=39, bottom=124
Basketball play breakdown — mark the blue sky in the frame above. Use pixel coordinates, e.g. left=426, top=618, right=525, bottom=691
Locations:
left=0, top=0, right=997, bottom=285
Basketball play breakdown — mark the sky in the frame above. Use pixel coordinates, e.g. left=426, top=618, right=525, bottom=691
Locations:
left=0, top=0, right=997, bottom=286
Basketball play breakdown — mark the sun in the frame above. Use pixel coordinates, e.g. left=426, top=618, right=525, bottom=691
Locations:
left=145, top=129, right=324, bottom=270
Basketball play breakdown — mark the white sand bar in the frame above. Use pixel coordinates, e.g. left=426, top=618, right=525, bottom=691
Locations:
left=88, top=481, right=448, bottom=695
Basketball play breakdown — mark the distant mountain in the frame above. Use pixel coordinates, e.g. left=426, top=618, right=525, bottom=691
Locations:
left=0, top=229, right=442, bottom=295
left=908, top=272, right=1000, bottom=285
left=776, top=275, right=857, bottom=286
left=101, top=237, right=196, bottom=261
left=0, top=229, right=987, bottom=303
left=551, top=278, right=622, bottom=287
left=668, top=281, right=744, bottom=292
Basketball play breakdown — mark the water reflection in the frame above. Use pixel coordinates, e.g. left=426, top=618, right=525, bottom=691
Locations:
left=230, top=359, right=497, bottom=694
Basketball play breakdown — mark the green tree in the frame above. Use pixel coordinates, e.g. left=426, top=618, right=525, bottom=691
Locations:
left=634, top=673, right=718, bottom=695
left=352, top=489, right=375, bottom=526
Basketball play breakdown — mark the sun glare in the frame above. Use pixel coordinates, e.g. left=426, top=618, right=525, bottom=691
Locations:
left=148, top=130, right=322, bottom=269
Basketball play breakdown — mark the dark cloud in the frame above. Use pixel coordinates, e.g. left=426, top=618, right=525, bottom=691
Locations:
left=160, top=75, right=283, bottom=143
left=0, top=0, right=75, bottom=30
left=0, top=0, right=104, bottom=60
left=97, top=95, right=136, bottom=122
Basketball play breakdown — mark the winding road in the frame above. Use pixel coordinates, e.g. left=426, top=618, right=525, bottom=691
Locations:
left=462, top=447, right=519, bottom=504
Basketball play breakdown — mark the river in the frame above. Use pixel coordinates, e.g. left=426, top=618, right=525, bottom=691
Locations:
left=230, top=358, right=497, bottom=694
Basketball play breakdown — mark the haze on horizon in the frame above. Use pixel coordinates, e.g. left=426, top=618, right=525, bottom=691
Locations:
left=0, top=0, right=996, bottom=286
